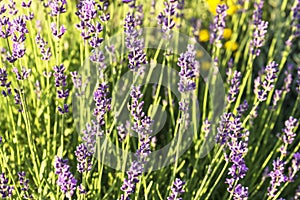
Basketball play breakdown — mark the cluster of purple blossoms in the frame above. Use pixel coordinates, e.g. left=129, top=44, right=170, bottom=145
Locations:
left=167, top=178, right=185, bottom=200
left=124, top=12, right=147, bottom=72
left=227, top=70, right=241, bottom=104
left=12, top=67, right=31, bottom=81
left=0, top=173, right=14, bottom=198
left=0, top=68, right=12, bottom=97
left=177, top=44, right=198, bottom=94
left=210, top=4, right=228, bottom=48
left=47, top=0, right=67, bottom=39
left=267, top=158, right=287, bottom=197
left=254, top=61, right=278, bottom=102
left=250, top=1, right=268, bottom=57
left=278, top=116, right=299, bottom=154
left=35, top=34, right=52, bottom=61
left=81, top=120, right=103, bottom=155
left=236, top=100, right=249, bottom=116
left=54, top=157, right=77, bottom=199
left=53, top=64, right=69, bottom=114
left=117, top=122, right=130, bottom=142
left=202, top=119, right=211, bottom=138
left=75, top=143, right=93, bottom=173
left=0, top=1, right=33, bottom=63
left=75, top=0, right=109, bottom=48
left=288, top=152, right=300, bottom=181
left=18, top=171, right=32, bottom=199
left=93, top=82, right=111, bottom=126
left=157, top=0, right=177, bottom=34
left=13, top=88, right=23, bottom=112
left=48, top=0, right=66, bottom=16
left=120, top=86, right=153, bottom=200
left=216, top=113, right=249, bottom=199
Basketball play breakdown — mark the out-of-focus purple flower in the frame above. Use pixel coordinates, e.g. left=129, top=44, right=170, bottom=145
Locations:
left=0, top=173, right=14, bottom=198
left=8, top=0, right=18, bottom=15
left=157, top=0, right=177, bottom=35
left=267, top=158, right=287, bottom=197
left=252, top=0, right=264, bottom=26
left=117, top=122, right=130, bottom=142
left=202, top=119, right=211, bottom=138
left=0, top=68, right=12, bottom=97
left=167, top=178, right=185, bottom=200
left=77, top=184, right=86, bottom=194
left=50, top=22, right=66, bottom=39
left=236, top=100, right=249, bottom=116
left=124, top=12, right=147, bottom=72
left=210, top=4, right=228, bottom=48
left=57, top=104, right=69, bottom=114
left=254, top=61, right=278, bottom=101
left=54, top=156, right=77, bottom=199
left=288, top=152, right=300, bottom=181
left=12, top=67, right=31, bottom=81
left=250, top=20, right=268, bottom=56
left=93, top=82, right=111, bottom=126
left=227, top=70, right=241, bottom=103
left=82, top=120, right=102, bottom=155
left=48, top=0, right=67, bottom=16
left=14, top=88, right=23, bottom=112
left=18, top=171, right=32, bottom=199
left=75, top=143, right=93, bottom=173
left=21, top=1, right=32, bottom=8
left=35, top=33, right=52, bottom=61
left=286, top=0, right=300, bottom=46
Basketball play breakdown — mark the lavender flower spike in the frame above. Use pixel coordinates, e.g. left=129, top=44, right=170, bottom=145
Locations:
left=210, top=4, right=228, bottom=48
left=267, top=158, right=287, bottom=198
left=250, top=20, right=268, bottom=56
left=0, top=173, right=14, bottom=198
left=167, top=178, right=185, bottom=200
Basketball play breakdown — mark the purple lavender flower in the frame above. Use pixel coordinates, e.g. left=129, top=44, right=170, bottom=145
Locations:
left=48, top=0, right=67, bottom=16
left=8, top=0, right=18, bottom=15
left=0, top=173, right=14, bottom=198
left=77, top=184, right=86, bottom=194
left=75, top=0, right=106, bottom=48
left=177, top=44, right=199, bottom=94
left=210, top=4, right=228, bottom=48
left=250, top=20, right=268, bottom=56
left=93, top=82, right=111, bottom=126
left=117, top=123, right=130, bottom=142
left=82, top=120, right=102, bottom=155
left=12, top=67, right=31, bottom=81
left=120, top=86, right=153, bottom=200
left=35, top=33, right=52, bottom=61
left=254, top=61, right=278, bottom=101
left=236, top=100, right=249, bottom=116
left=267, top=158, right=287, bottom=197
left=124, top=12, right=147, bottom=72
left=53, top=64, right=67, bottom=87
left=75, top=143, right=92, bottom=173
left=157, top=0, right=177, bottom=34
left=288, top=152, right=300, bottom=181
left=21, top=1, right=32, bottom=8
left=18, top=171, right=32, bottom=199
left=14, top=88, right=23, bottom=112
left=216, top=113, right=249, bottom=199
left=272, top=89, right=282, bottom=109
left=202, top=119, right=211, bottom=138
left=167, top=178, right=185, bottom=200
left=50, top=22, right=66, bottom=39
left=252, top=0, right=264, bottom=26
left=54, top=156, right=77, bottom=199
left=0, top=68, right=12, bottom=97
left=227, top=70, right=241, bottom=103
left=280, top=116, right=299, bottom=145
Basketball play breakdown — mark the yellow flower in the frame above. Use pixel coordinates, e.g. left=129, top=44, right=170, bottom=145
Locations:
left=199, top=29, right=210, bottom=42
left=225, top=41, right=239, bottom=51
left=206, top=0, right=239, bottom=16
left=223, top=28, right=232, bottom=39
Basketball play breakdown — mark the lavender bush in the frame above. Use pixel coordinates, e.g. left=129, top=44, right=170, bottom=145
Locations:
left=0, top=0, right=299, bottom=199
